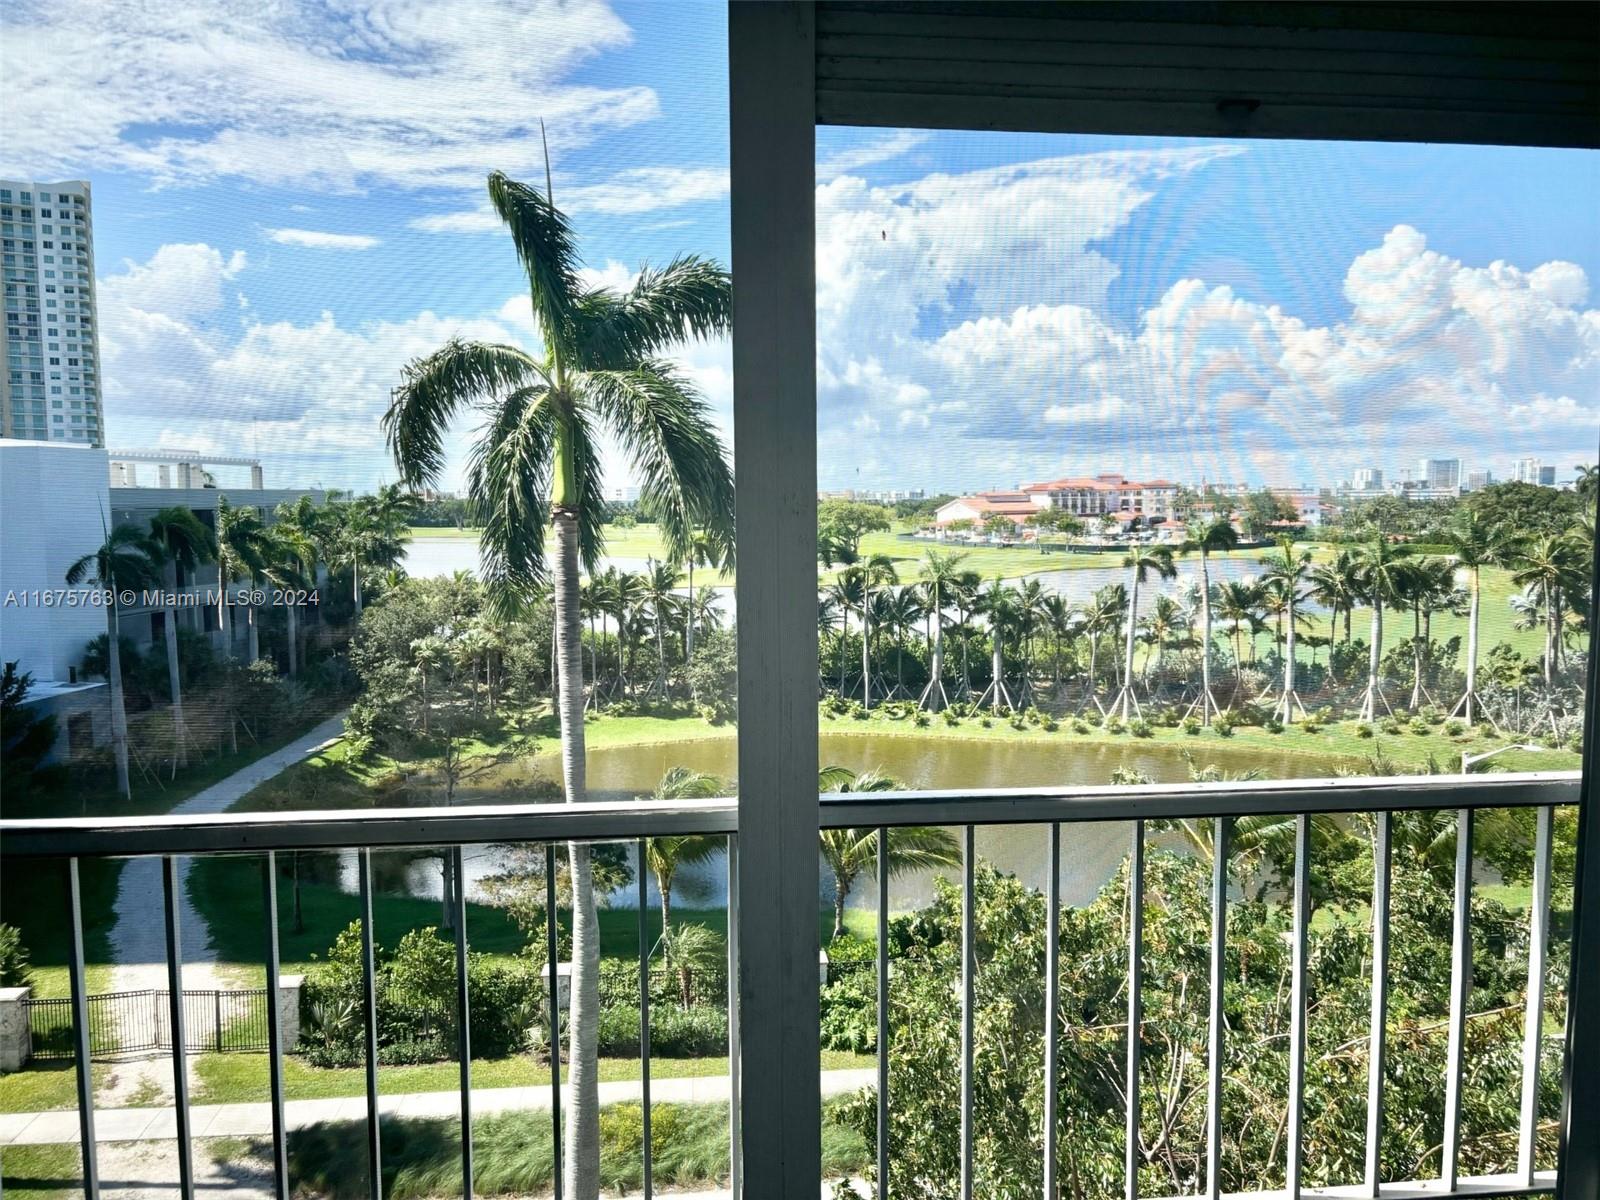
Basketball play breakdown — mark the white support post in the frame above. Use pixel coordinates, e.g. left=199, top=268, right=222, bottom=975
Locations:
left=728, top=4, right=819, bottom=1196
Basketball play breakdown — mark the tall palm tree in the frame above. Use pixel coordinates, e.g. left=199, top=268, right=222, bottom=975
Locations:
left=1041, top=594, right=1078, bottom=695
left=682, top=527, right=729, bottom=671
left=856, top=553, right=898, bottom=709
left=881, top=584, right=924, bottom=699
left=1014, top=578, right=1049, bottom=706
left=974, top=578, right=1020, bottom=713
left=1402, top=557, right=1458, bottom=711
left=1109, top=545, right=1176, bottom=721
left=215, top=497, right=270, bottom=660
left=824, top=571, right=865, bottom=696
left=146, top=507, right=217, bottom=769
left=385, top=167, right=733, bottom=1199
left=1509, top=531, right=1588, bottom=695
left=1259, top=537, right=1312, bottom=722
left=641, top=558, right=683, bottom=697
left=264, top=519, right=317, bottom=677
left=1078, top=584, right=1126, bottom=712
left=1309, top=547, right=1361, bottom=645
left=66, top=524, right=161, bottom=799
left=1213, top=580, right=1262, bottom=695
left=1354, top=537, right=1410, bottom=721
left=1180, top=515, right=1238, bottom=724
left=642, top=767, right=725, bottom=937
left=916, top=549, right=967, bottom=711
left=950, top=568, right=982, bottom=699
left=1143, top=593, right=1184, bottom=689
left=816, top=766, right=959, bottom=940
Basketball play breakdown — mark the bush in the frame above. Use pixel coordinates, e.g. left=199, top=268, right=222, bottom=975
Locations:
left=1103, top=717, right=1126, bottom=735
left=1409, top=718, right=1432, bottom=736
left=1008, top=714, right=1026, bottom=731
left=979, top=716, right=993, bottom=728
left=598, top=1002, right=727, bottom=1058
left=1263, top=718, right=1285, bottom=735
left=1181, top=717, right=1201, bottom=736
left=941, top=709, right=961, bottom=727
left=1444, top=720, right=1466, bottom=737
left=1213, top=715, right=1236, bottom=738
left=1129, top=719, right=1154, bottom=738
left=1299, top=719, right=1320, bottom=734
left=1354, top=724, right=1375, bottom=739
left=820, top=966, right=877, bottom=1053
left=913, top=710, right=931, bottom=728
left=0, top=924, right=31, bottom=989
left=1041, top=718, right=1059, bottom=732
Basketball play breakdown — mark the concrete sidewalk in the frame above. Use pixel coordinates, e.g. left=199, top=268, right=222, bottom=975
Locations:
left=0, top=1067, right=875, bottom=1146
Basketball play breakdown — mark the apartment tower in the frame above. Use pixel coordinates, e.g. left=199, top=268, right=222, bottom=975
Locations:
left=1, top=180, right=102, bottom=446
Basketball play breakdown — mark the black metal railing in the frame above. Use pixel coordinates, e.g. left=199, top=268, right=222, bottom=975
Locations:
left=25, top=988, right=271, bottom=1060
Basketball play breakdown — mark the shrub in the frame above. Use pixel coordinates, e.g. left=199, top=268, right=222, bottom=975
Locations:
left=1409, top=718, right=1432, bottom=736
left=0, top=924, right=31, bottom=989
left=941, top=709, right=961, bottom=727
left=1041, top=718, right=1059, bottom=732
left=1008, top=714, right=1026, bottom=731
left=1380, top=719, right=1404, bottom=736
left=820, top=966, right=877, bottom=1053
left=979, top=716, right=993, bottom=728
left=1072, top=720, right=1091, bottom=735
left=1444, top=720, right=1466, bottom=737
left=1213, top=716, right=1236, bottom=738
left=1298, top=719, right=1320, bottom=734
left=1181, top=717, right=1201, bottom=736
left=1103, top=717, right=1126, bottom=735
left=1129, top=719, right=1154, bottom=738
left=913, top=710, right=931, bottom=728
left=598, top=1002, right=727, bottom=1058
left=1354, top=724, right=1375, bottom=739
left=1263, top=718, right=1285, bottom=735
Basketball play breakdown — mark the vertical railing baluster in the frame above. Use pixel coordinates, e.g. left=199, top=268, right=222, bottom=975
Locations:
left=66, top=858, right=99, bottom=1200
left=1519, top=805, right=1554, bottom=1184
left=162, top=856, right=195, bottom=1200
left=1441, top=809, right=1473, bottom=1191
left=639, top=839, right=653, bottom=1199
left=358, top=849, right=383, bottom=1200
left=451, top=846, right=473, bottom=1198
left=727, top=835, right=742, bottom=1200
left=1206, top=817, right=1229, bottom=1200
left=261, top=854, right=289, bottom=1200
left=960, top=824, right=975, bottom=1200
left=1365, top=811, right=1392, bottom=1197
left=1125, top=820, right=1145, bottom=1200
left=546, top=844, right=563, bottom=1200
left=1044, top=822, right=1060, bottom=1200
left=876, top=826, right=889, bottom=1200
left=1286, top=815, right=1311, bottom=1197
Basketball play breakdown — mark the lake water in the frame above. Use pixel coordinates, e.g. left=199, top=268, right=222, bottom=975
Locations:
left=335, top=730, right=1353, bottom=916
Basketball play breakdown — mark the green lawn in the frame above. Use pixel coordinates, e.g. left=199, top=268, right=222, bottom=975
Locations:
left=0, top=1061, right=113, bottom=1115
left=191, top=1048, right=872, bottom=1106
left=0, top=1144, right=82, bottom=1200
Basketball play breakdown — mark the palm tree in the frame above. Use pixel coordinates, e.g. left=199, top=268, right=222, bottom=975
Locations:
left=916, top=549, right=967, bottom=711
left=146, top=507, right=217, bottom=769
left=1041, top=594, right=1078, bottom=695
left=215, top=497, right=270, bottom=660
left=264, top=519, right=316, bottom=677
left=1509, top=531, right=1588, bottom=695
left=385, top=166, right=732, bottom=1199
left=974, top=579, right=1020, bottom=713
left=881, top=585, right=924, bottom=699
left=856, top=553, right=898, bottom=709
left=816, top=766, right=959, bottom=939
left=1110, top=545, right=1175, bottom=721
left=682, top=528, right=730, bottom=672
left=641, top=559, right=683, bottom=697
left=1213, top=580, right=1262, bottom=695
left=1014, top=578, right=1049, bottom=705
left=1309, top=547, right=1361, bottom=645
left=642, top=767, right=725, bottom=937
left=66, top=524, right=161, bottom=799
left=950, top=568, right=982, bottom=699
left=1078, top=584, right=1126, bottom=712
left=1259, top=537, right=1312, bottom=722
left=824, top=571, right=865, bottom=696
left=1354, top=537, right=1410, bottom=721
left=1401, top=557, right=1458, bottom=711
left=1143, top=593, right=1184, bottom=689
left=1180, top=515, right=1238, bottom=724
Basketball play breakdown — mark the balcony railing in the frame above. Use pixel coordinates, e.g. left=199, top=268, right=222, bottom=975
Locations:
left=0, top=769, right=1578, bottom=1200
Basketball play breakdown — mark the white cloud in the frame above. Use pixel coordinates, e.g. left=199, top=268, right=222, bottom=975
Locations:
left=817, top=130, right=929, bottom=182
left=409, top=208, right=502, bottom=235
left=1, top=0, right=656, bottom=194
left=264, top=228, right=381, bottom=250
left=562, top=166, right=728, bottom=215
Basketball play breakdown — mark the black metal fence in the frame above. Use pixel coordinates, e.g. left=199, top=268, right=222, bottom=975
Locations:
left=25, top=988, right=270, bottom=1061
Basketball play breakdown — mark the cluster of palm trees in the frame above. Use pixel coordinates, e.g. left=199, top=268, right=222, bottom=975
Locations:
left=814, top=505, right=1594, bottom=731
left=67, top=485, right=418, bottom=799
left=576, top=554, right=726, bottom=706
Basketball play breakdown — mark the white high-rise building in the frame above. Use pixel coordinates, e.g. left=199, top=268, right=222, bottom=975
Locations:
left=1, top=180, right=103, bottom=446
left=1418, top=457, right=1461, bottom=491
left=1351, top=467, right=1383, bottom=490
left=1512, top=457, right=1557, bottom=486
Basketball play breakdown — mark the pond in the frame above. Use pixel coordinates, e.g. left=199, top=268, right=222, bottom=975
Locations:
left=334, top=729, right=1355, bottom=918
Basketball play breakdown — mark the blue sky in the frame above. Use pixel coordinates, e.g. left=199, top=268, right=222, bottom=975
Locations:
left=4, top=0, right=1595, bottom=495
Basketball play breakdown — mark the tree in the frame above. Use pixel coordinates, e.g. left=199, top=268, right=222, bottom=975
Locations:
left=1026, top=507, right=1084, bottom=544
left=982, top=512, right=1018, bottom=540
left=66, top=524, right=162, bottom=799
left=974, top=579, right=1020, bottom=713
left=1110, top=545, right=1175, bottom=721
left=682, top=527, right=729, bottom=675
left=215, top=496, right=271, bottom=661
left=917, top=550, right=968, bottom=711
left=1180, top=515, right=1238, bottom=724
left=1508, top=531, right=1588, bottom=699
left=1309, top=547, right=1360, bottom=645
left=263, top=521, right=316, bottom=678
left=1258, top=537, right=1312, bottom=722
left=1354, top=537, right=1410, bottom=721
left=2, top=663, right=66, bottom=808
left=819, top=500, right=891, bottom=565
left=1241, top=489, right=1294, bottom=539
left=1465, top=481, right=1581, bottom=538
left=642, top=767, right=725, bottom=937
left=384, top=166, right=733, bottom=1200
left=856, top=553, right=898, bottom=709
left=1078, top=584, right=1126, bottom=709
left=146, top=506, right=217, bottom=769
left=1213, top=580, right=1262, bottom=690
left=641, top=558, right=682, bottom=697
left=816, top=766, right=959, bottom=940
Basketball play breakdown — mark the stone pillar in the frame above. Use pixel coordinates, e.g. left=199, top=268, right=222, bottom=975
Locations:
left=277, top=975, right=303, bottom=1051
left=819, top=948, right=830, bottom=988
left=0, top=986, right=32, bottom=1072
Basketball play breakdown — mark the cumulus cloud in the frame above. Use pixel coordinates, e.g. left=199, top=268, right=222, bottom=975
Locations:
left=1, top=0, right=655, bottom=193
left=264, top=228, right=380, bottom=250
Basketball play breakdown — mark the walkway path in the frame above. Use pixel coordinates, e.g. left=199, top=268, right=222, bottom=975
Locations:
left=0, top=1068, right=875, bottom=1145
left=98, top=712, right=349, bottom=1106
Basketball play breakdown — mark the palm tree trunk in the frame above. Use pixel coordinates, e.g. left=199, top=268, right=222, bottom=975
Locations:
left=1463, top=571, right=1480, bottom=722
left=162, top=560, right=188, bottom=768
left=106, top=601, right=131, bottom=800
left=1199, top=553, right=1215, bottom=723
left=552, top=507, right=600, bottom=1199
left=861, top=593, right=872, bottom=709
left=1362, top=603, right=1384, bottom=720
left=991, top=638, right=1004, bottom=713
left=684, top=563, right=695, bottom=666
left=353, top=558, right=362, bottom=613
left=833, top=876, right=849, bottom=942
left=247, top=600, right=260, bottom=662
left=218, top=563, right=234, bottom=658
left=1410, top=602, right=1425, bottom=710
left=286, top=604, right=299, bottom=677
left=1121, top=576, right=1140, bottom=718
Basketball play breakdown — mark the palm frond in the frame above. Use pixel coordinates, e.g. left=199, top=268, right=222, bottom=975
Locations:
left=582, top=362, right=734, bottom=564
left=572, top=255, right=733, bottom=369
left=467, top=385, right=556, bottom=591
left=386, top=339, right=542, bottom=488
left=486, top=171, right=583, bottom=356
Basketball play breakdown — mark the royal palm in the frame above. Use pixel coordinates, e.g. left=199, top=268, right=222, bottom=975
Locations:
left=215, top=497, right=271, bottom=661
left=1110, top=544, right=1175, bottom=722
left=147, top=507, right=217, bottom=768
left=1354, top=537, right=1409, bottom=721
left=916, top=549, right=967, bottom=711
left=1259, top=537, right=1312, bottom=722
left=386, top=169, right=732, bottom=1199
left=1180, top=514, right=1238, bottom=724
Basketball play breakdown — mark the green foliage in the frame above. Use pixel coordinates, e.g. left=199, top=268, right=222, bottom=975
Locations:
left=1129, top=718, right=1154, bottom=738
left=685, top=629, right=737, bottom=722
left=0, top=923, right=32, bottom=988
left=1, top=662, right=66, bottom=806
left=1181, top=717, right=1201, bottom=736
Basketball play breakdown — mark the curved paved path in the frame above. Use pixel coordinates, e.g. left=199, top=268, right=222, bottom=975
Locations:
left=98, top=712, right=348, bottom=1107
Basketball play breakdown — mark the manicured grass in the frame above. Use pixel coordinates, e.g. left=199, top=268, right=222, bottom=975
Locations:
left=1, top=858, right=120, bottom=1001
left=0, top=1144, right=82, bottom=1200
left=286, top=1098, right=866, bottom=1198
left=0, top=1061, right=113, bottom=1115
left=191, top=1048, right=873, bottom=1105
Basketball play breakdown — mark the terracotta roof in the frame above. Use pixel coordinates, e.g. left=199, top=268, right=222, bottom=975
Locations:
left=1024, top=475, right=1178, bottom=492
